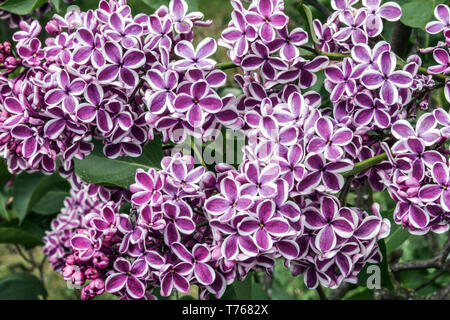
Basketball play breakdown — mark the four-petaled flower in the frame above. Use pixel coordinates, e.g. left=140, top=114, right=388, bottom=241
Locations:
left=361, top=51, right=413, bottom=105
left=105, top=258, right=148, bottom=299
left=97, top=42, right=146, bottom=89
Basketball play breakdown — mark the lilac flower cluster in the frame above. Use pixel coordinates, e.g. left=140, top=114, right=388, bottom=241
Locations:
left=0, top=0, right=234, bottom=175
left=423, top=4, right=450, bottom=104
left=32, top=0, right=450, bottom=300
left=45, top=150, right=389, bottom=299
left=379, top=111, right=450, bottom=234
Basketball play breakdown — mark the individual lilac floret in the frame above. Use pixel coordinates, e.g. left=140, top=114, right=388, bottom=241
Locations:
left=361, top=51, right=413, bottom=105
left=425, top=4, right=450, bottom=35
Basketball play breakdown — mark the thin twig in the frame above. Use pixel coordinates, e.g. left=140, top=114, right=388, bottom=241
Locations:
left=414, top=270, right=446, bottom=291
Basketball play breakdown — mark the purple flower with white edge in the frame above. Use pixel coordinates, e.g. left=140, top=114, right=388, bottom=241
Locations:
left=171, top=242, right=215, bottom=285
left=361, top=51, right=413, bottom=105
left=220, top=9, right=257, bottom=57
left=105, top=12, right=143, bottom=48
left=245, top=0, right=289, bottom=43
left=45, top=69, right=86, bottom=114
left=308, top=116, right=353, bottom=161
left=297, top=153, right=353, bottom=194
left=138, top=205, right=166, bottom=231
left=354, top=91, right=391, bottom=128
left=428, top=48, right=450, bottom=75
left=72, top=28, right=105, bottom=68
left=173, top=37, right=217, bottom=71
left=130, top=168, right=164, bottom=207
left=162, top=202, right=195, bottom=245
left=159, top=262, right=194, bottom=297
left=76, top=83, right=114, bottom=133
left=391, top=113, right=441, bottom=149
left=117, top=214, right=147, bottom=254
left=105, top=258, right=148, bottom=299
left=97, top=42, right=146, bottom=89
left=241, top=161, right=280, bottom=197
left=425, top=4, right=450, bottom=34
left=325, top=58, right=363, bottom=102
left=89, top=205, right=118, bottom=237
left=275, top=144, right=306, bottom=189
left=303, top=196, right=354, bottom=253
left=204, top=176, right=253, bottom=222
left=419, top=162, right=450, bottom=211
left=268, top=26, right=308, bottom=61
left=238, top=200, right=290, bottom=251
left=145, top=69, right=178, bottom=114
left=70, top=231, right=101, bottom=261
left=16, top=38, right=44, bottom=67
left=272, top=179, right=301, bottom=222
left=166, top=155, right=205, bottom=193
left=333, top=9, right=368, bottom=45
left=13, top=20, right=42, bottom=44
left=169, top=0, right=205, bottom=34
left=173, top=80, right=223, bottom=127
left=241, top=42, right=288, bottom=80
left=278, top=56, right=329, bottom=88
left=363, top=0, right=402, bottom=37
left=351, top=41, right=390, bottom=73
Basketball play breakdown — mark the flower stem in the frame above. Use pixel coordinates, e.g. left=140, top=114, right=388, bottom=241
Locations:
left=342, top=153, right=388, bottom=177
left=215, top=61, right=238, bottom=70
left=191, top=138, right=207, bottom=168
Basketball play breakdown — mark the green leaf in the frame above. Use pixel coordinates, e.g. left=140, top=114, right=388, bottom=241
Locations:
left=357, top=240, right=393, bottom=290
left=0, top=0, right=48, bottom=15
left=220, top=274, right=267, bottom=300
left=51, top=0, right=60, bottom=12
left=32, top=190, right=69, bottom=215
left=0, top=192, right=8, bottom=220
left=0, top=219, right=45, bottom=248
left=13, top=172, right=70, bottom=222
left=0, top=273, right=46, bottom=300
left=74, top=137, right=163, bottom=189
left=400, top=0, right=435, bottom=29
left=385, top=224, right=410, bottom=252
left=0, top=160, right=11, bottom=189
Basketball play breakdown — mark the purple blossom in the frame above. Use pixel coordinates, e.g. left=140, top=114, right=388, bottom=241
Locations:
left=97, top=41, right=145, bottom=89
left=173, top=38, right=217, bottom=71
left=419, top=162, right=450, bottom=211
left=307, top=116, right=353, bottom=160
left=105, top=258, right=148, bottom=299
left=238, top=200, right=290, bottom=251
left=173, top=80, right=223, bottom=127
left=172, top=243, right=215, bottom=285
left=325, top=58, right=363, bottom=102
left=297, top=153, right=353, bottom=194
left=268, top=27, right=308, bottom=61
left=220, top=9, right=257, bottom=58
left=333, top=9, right=368, bottom=45
left=245, top=0, right=289, bottom=43
left=425, top=4, right=450, bottom=34
left=204, top=177, right=253, bottom=222
left=303, top=196, right=354, bottom=253
left=241, top=42, right=288, bottom=80
left=130, top=168, right=164, bottom=207
left=159, top=262, right=193, bottom=297
left=361, top=51, right=413, bottom=105
left=363, top=0, right=402, bottom=37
